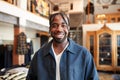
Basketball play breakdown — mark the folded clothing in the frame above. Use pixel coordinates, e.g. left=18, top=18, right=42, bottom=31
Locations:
left=0, top=67, right=28, bottom=80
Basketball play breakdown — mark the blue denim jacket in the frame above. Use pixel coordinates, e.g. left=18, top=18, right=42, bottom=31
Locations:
left=26, top=38, right=99, bottom=80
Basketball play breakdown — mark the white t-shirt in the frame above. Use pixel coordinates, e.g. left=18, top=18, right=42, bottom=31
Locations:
left=52, top=43, right=69, bottom=80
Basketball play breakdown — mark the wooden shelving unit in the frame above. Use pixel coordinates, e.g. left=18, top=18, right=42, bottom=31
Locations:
left=86, top=24, right=120, bottom=72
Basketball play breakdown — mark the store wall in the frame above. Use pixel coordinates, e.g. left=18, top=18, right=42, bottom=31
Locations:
left=31, top=38, right=40, bottom=58
left=0, top=22, right=40, bottom=55
left=72, top=0, right=83, bottom=12
left=0, top=22, right=14, bottom=41
left=25, top=28, right=41, bottom=56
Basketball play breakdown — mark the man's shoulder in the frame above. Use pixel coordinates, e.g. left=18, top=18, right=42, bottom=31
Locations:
left=68, top=39, right=89, bottom=54
left=68, top=38, right=86, bottom=50
left=35, top=41, right=52, bottom=55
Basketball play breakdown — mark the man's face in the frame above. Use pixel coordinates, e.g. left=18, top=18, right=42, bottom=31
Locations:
left=49, top=14, right=69, bottom=43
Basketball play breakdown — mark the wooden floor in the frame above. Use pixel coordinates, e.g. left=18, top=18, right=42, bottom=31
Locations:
left=99, top=71, right=120, bottom=80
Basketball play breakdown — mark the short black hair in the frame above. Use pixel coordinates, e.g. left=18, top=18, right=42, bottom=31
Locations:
left=49, top=12, right=70, bottom=26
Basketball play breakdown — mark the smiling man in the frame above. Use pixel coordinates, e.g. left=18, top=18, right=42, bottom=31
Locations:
left=26, top=12, right=99, bottom=80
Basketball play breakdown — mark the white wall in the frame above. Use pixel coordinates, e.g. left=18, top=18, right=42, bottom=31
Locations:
left=17, top=0, right=27, bottom=10
left=69, top=0, right=83, bottom=13
left=25, top=28, right=37, bottom=39
left=0, top=22, right=14, bottom=41
left=31, top=38, right=40, bottom=58
left=25, top=28, right=41, bottom=55
left=82, top=23, right=120, bottom=47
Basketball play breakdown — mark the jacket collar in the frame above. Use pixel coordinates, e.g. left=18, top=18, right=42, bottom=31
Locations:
left=66, top=38, right=81, bottom=54
left=43, top=38, right=81, bottom=57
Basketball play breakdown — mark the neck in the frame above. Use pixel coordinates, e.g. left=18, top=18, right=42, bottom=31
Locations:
left=52, top=39, right=69, bottom=55
left=53, top=39, right=68, bottom=48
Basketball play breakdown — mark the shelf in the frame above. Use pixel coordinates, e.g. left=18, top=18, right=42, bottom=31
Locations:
left=95, top=13, right=120, bottom=23
left=99, top=45, right=111, bottom=47
left=99, top=58, right=112, bottom=65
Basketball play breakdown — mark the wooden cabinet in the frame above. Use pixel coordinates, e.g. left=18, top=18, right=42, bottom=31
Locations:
left=115, top=31, right=120, bottom=71
left=86, top=24, right=120, bottom=71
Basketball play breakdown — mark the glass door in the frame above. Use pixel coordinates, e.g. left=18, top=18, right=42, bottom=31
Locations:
left=99, top=33, right=112, bottom=65
left=117, top=35, right=120, bottom=66
left=86, top=32, right=96, bottom=64
left=86, top=32, right=96, bottom=58
left=90, top=35, right=94, bottom=57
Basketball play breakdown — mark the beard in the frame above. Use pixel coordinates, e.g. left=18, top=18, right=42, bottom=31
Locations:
left=51, top=31, right=68, bottom=43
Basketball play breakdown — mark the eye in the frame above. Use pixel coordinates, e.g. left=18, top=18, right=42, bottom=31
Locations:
left=61, top=24, right=67, bottom=28
left=51, top=23, right=59, bottom=28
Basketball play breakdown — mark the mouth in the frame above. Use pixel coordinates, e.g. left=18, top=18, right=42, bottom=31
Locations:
left=51, top=32, right=67, bottom=43
left=55, top=32, right=65, bottom=39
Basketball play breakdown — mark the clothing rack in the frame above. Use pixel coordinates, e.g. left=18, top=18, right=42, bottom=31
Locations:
left=0, top=44, right=13, bottom=69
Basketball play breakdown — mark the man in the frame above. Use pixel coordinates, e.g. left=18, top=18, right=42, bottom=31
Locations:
left=26, top=12, right=99, bottom=80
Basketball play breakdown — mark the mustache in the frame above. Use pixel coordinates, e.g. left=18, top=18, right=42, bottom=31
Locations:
left=51, top=31, right=65, bottom=35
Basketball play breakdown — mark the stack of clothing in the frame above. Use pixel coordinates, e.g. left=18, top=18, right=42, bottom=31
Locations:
left=0, top=67, right=28, bottom=80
